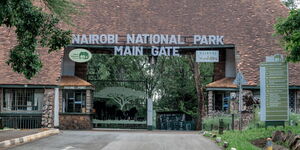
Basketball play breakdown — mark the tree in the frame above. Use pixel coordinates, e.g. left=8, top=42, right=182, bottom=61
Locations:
left=275, top=9, right=300, bottom=62
left=282, top=0, right=297, bottom=10
left=88, top=54, right=214, bottom=130
left=94, top=87, right=146, bottom=111
left=0, top=0, right=76, bottom=79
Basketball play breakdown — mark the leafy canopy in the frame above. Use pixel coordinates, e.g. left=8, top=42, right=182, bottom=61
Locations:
left=282, top=0, right=297, bottom=10
left=0, top=0, right=74, bottom=79
left=275, top=9, right=300, bottom=62
left=88, top=55, right=214, bottom=118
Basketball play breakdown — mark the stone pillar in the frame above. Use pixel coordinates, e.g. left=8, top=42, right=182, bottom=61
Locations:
left=208, top=91, right=213, bottom=117
left=86, top=90, right=92, bottom=113
left=42, top=89, right=55, bottom=128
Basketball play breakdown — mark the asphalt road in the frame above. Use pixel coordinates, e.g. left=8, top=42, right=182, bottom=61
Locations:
left=8, top=130, right=220, bottom=150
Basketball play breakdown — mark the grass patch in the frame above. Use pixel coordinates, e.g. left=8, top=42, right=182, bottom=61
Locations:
left=216, top=126, right=300, bottom=150
left=203, top=114, right=236, bottom=130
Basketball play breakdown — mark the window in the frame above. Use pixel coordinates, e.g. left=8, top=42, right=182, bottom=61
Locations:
left=63, top=90, right=86, bottom=113
left=3, top=89, right=44, bottom=112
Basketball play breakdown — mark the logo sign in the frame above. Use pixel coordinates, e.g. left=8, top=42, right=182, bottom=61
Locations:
left=196, top=50, right=219, bottom=62
left=260, top=54, right=289, bottom=121
left=69, top=49, right=92, bottom=63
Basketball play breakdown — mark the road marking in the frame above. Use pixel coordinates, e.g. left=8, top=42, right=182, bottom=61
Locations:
left=62, top=146, right=75, bottom=150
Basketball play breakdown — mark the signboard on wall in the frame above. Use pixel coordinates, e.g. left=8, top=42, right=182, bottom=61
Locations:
left=260, top=54, right=289, bottom=121
left=71, top=34, right=225, bottom=56
left=69, top=48, right=92, bottom=63
left=195, top=50, right=219, bottom=62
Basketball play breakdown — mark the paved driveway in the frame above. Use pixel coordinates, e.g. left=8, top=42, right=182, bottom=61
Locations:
left=8, top=130, right=220, bottom=150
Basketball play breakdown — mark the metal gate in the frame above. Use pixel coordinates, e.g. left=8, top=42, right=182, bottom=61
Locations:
left=0, top=113, right=42, bottom=129
left=88, top=78, right=148, bottom=129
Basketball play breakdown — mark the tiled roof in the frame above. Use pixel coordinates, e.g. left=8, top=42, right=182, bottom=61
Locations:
left=206, top=78, right=237, bottom=88
left=66, top=0, right=300, bottom=86
left=1, top=0, right=300, bottom=86
left=60, top=76, right=92, bottom=87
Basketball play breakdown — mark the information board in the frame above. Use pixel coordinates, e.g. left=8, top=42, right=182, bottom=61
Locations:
left=196, top=50, right=219, bottom=62
left=260, top=55, right=289, bottom=121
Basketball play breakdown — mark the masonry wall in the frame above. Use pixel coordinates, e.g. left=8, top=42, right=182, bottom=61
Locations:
left=59, top=114, right=92, bottom=130
left=58, top=89, right=93, bottom=129
left=42, top=89, right=55, bottom=128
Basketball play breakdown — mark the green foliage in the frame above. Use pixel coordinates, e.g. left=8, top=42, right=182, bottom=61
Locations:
left=282, top=0, right=297, bottom=10
left=88, top=55, right=214, bottom=118
left=216, top=126, right=300, bottom=150
left=246, top=106, right=265, bottom=129
left=0, top=0, right=73, bottom=79
left=274, top=9, right=300, bottom=62
left=94, top=87, right=146, bottom=110
left=43, top=0, right=80, bottom=24
left=289, top=112, right=300, bottom=125
left=202, top=115, right=232, bottom=130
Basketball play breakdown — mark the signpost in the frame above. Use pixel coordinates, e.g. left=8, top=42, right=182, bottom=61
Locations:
left=233, top=71, right=247, bottom=112
left=233, top=71, right=247, bottom=130
left=260, top=54, right=288, bottom=127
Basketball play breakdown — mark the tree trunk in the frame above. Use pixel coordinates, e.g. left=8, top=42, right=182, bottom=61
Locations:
left=188, top=54, right=205, bottom=130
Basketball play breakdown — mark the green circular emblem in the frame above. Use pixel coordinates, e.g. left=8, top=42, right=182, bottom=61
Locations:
left=69, top=49, right=92, bottom=63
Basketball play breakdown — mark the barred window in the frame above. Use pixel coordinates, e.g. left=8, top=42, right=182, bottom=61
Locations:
left=3, top=89, right=44, bottom=112
left=63, top=90, right=86, bottom=113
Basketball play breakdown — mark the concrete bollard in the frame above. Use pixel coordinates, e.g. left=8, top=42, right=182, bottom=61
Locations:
left=266, top=138, right=272, bottom=150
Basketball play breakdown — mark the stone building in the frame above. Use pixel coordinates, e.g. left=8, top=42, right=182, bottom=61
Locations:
left=0, top=0, right=300, bottom=129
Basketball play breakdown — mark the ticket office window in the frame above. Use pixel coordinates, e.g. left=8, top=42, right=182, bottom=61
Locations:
left=63, top=90, right=86, bottom=113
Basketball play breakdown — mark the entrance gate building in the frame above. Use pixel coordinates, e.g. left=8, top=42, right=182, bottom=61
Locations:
left=1, top=0, right=300, bottom=130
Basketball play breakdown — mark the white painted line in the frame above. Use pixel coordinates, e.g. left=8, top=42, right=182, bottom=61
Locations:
left=61, top=146, right=75, bottom=150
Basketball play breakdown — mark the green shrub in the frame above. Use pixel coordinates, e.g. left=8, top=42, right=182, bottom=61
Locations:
left=203, top=113, right=236, bottom=130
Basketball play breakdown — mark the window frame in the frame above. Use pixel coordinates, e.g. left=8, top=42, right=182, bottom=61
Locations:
left=2, top=88, right=44, bottom=113
left=63, top=90, right=86, bottom=113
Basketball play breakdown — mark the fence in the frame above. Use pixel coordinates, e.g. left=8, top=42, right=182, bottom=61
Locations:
left=0, top=113, right=42, bottom=129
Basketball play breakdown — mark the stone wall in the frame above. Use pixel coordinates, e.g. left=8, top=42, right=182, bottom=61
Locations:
left=59, top=114, right=92, bottom=130
left=42, top=89, right=55, bottom=128
left=86, top=90, right=92, bottom=113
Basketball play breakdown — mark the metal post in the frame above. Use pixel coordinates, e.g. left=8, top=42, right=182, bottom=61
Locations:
left=231, top=114, right=234, bottom=130
left=219, top=119, right=224, bottom=134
